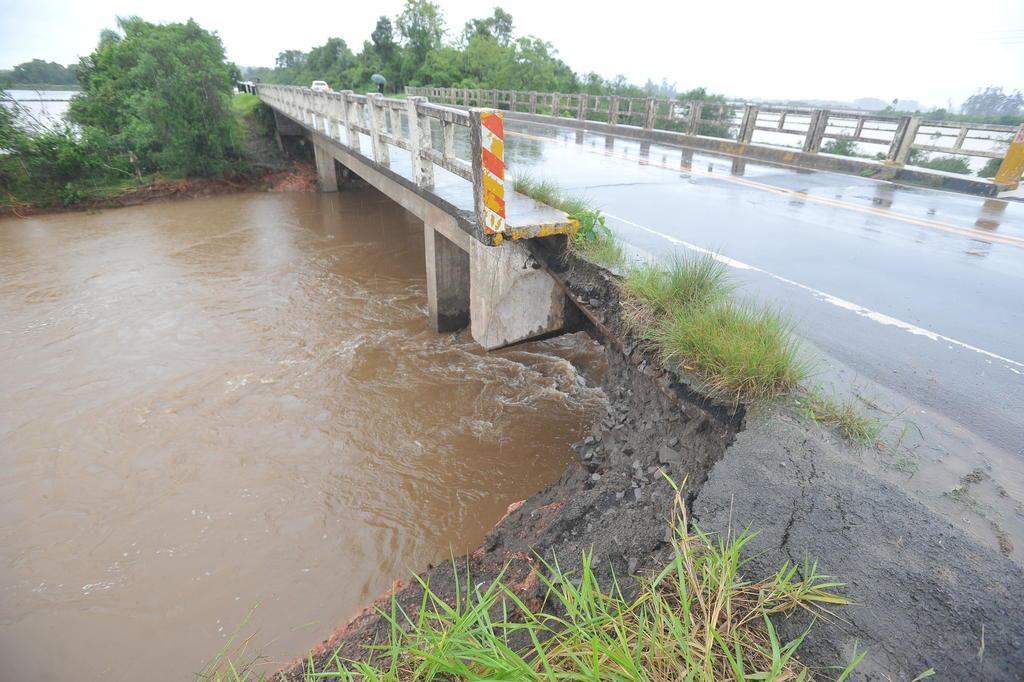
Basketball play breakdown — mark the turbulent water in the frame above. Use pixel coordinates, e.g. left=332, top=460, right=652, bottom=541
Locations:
left=0, top=190, right=606, bottom=681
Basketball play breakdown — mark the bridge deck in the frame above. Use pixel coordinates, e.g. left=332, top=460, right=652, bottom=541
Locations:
left=502, top=116, right=1024, bottom=458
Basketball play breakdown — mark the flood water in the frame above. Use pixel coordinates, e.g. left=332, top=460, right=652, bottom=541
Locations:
left=0, top=190, right=606, bottom=681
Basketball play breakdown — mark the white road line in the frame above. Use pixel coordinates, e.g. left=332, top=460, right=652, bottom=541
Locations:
left=604, top=211, right=1024, bottom=374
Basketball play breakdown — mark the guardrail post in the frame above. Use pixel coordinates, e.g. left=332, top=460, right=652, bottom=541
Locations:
left=551, top=93, right=560, bottom=117
left=510, top=91, right=518, bottom=112
left=529, top=92, right=537, bottom=114
left=887, top=115, right=920, bottom=165
left=803, top=109, right=829, bottom=153
left=367, top=93, right=390, bottom=165
left=339, top=91, right=357, bottom=148
left=577, top=94, right=587, bottom=121
left=609, top=96, right=620, bottom=126
left=407, top=96, right=434, bottom=189
left=328, top=94, right=341, bottom=140
left=687, top=101, right=703, bottom=135
left=739, top=105, right=759, bottom=144
left=469, top=108, right=506, bottom=236
left=643, top=97, right=656, bottom=129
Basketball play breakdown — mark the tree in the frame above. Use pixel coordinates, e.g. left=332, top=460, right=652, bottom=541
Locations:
left=69, top=16, right=242, bottom=176
left=462, top=7, right=514, bottom=46
left=370, top=16, right=397, bottom=60
left=275, top=50, right=307, bottom=70
left=4, top=59, right=77, bottom=86
left=397, top=0, right=445, bottom=56
left=962, top=86, right=1024, bottom=118
left=396, top=0, right=445, bottom=84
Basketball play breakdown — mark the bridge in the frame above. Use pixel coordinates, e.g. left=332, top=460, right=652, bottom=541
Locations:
left=257, top=84, right=579, bottom=351
left=256, top=83, right=1024, bottom=455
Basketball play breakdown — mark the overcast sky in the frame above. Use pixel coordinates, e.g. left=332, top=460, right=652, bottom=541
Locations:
left=2, top=0, right=1022, bottom=106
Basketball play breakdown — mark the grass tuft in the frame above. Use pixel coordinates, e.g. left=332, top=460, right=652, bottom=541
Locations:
left=622, top=253, right=733, bottom=331
left=512, top=173, right=625, bottom=268
left=649, top=299, right=809, bottom=401
left=797, top=389, right=883, bottom=446
left=300, top=485, right=860, bottom=680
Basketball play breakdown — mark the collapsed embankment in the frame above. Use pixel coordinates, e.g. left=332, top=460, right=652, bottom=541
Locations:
left=277, top=239, right=1024, bottom=680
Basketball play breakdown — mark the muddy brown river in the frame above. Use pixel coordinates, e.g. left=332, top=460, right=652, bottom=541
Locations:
left=0, top=190, right=606, bottom=681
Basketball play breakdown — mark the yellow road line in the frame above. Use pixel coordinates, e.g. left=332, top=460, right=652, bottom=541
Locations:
left=506, top=129, right=1024, bottom=249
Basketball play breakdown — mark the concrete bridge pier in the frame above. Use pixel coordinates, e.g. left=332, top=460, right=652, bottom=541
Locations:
left=424, top=221, right=470, bottom=332
left=421, top=213, right=566, bottom=349
left=313, top=142, right=338, bottom=192
left=469, top=239, right=566, bottom=350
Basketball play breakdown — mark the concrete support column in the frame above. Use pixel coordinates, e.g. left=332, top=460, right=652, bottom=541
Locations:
left=739, top=105, right=759, bottom=144
left=803, top=109, right=830, bottom=153
left=688, top=101, right=703, bottom=135
left=643, top=97, right=656, bottom=129
left=887, top=116, right=921, bottom=165
left=469, top=240, right=566, bottom=350
left=424, top=222, right=470, bottom=332
left=313, top=142, right=338, bottom=192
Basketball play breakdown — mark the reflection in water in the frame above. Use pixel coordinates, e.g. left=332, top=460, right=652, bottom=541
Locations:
left=0, top=190, right=605, bottom=681
left=730, top=157, right=747, bottom=176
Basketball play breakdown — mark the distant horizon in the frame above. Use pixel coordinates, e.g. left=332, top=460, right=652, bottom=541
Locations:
left=2, top=0, right=1022, bottom=108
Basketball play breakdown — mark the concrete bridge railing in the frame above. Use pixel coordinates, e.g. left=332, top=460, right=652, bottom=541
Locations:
left=258, top=84, right=523, bottom=239
left=256, top=83, right=580, bottom=351
left=407, top=87, right=1024, bottom=192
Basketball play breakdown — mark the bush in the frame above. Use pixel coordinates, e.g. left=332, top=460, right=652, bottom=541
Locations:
left=822, top=138, right=859, bottom=156
left=914, top=155, right=971, bottom=174
left=979, top=157, right=1002, bottom=178
left=69, top=17, right=244, bottom=177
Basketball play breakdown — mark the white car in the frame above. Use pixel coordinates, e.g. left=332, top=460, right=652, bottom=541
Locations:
left=310, top=80, right=330, bottom=92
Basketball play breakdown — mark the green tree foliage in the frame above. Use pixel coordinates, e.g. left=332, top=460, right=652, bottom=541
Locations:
left=69, top=16, right=243, bottom=176
left=2, top=17, right=246, bottom=208
left=256, top=3, right=578, bottom=94
left=0, top=59, right=78, bottom=87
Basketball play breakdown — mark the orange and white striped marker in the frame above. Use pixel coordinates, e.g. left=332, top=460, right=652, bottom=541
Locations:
left=479, top=112, right=506, bottom=234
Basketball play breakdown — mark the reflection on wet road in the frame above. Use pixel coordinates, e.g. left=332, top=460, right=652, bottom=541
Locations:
left=506, top=119, right=1024, bottom=558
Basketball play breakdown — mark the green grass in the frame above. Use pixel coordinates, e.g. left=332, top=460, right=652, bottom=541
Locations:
left=623, top=254, right=734, bottom=322
left=231, top=93, right=261, bottom=118
left=286, top=485, right=859, bottom=681
left=649, top=299, right=809, bottom=401
left=797, top=389, right=883, bottom=446
left=511, top=173, right=625, bottom=268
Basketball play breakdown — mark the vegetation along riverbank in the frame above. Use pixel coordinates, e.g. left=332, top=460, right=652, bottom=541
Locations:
left=0, top=18, right=311, bottom=216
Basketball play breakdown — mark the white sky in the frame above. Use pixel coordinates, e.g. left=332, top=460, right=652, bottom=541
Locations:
left=1, top=0, right=1022, bottom=107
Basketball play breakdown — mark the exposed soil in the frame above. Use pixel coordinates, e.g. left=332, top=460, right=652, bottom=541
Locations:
left=0, top=162, right=319, bottom=220
left=273, top=237, right=1024, bottom=680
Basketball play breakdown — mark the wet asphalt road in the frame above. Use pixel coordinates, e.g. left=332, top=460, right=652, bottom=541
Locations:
left=506, top=119, right=1024, bottom=457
